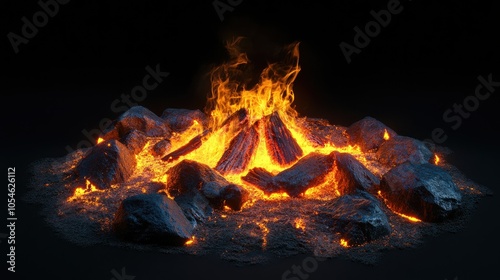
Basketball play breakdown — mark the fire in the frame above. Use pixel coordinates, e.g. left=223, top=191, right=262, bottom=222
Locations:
left=294, top=218, right=306, bottom=231
left=383, top=129, right=390, bottom=141
left=340, top=239, right=349, bottom=247
left=67, top=179, right=100, bottom=202
left=185, top=236, right=195, bottom=246
left=97, top=137, right=104, bottom=144
left=377, top=190, right=422, bottom=223
left=434, top=154, right=440, bottom=165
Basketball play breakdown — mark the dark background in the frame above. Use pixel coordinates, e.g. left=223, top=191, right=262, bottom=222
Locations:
left=2, top=0, right=499, bottom=279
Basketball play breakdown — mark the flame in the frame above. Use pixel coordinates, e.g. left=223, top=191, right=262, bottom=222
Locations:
left=340, top=239, right=349, bottom=247
left=377, top=190, right=422, bottom=223
left=97, top=137, right=104, bottom=144
left=383, top=129, right=390, bottom=141
left=185, top=236, right=196, bottom=246
left=294, top=218, right=306, bottom=231
left=434, top=154, right=440, bottom=165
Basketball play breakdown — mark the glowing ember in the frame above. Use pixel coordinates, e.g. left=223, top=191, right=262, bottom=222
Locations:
left=294, top=218, right=306, bottom=231
left=434, top=154, right=440, bottom=165
left=185, top=236, right=196, bottom=246
left=97, top=137, right=104, bottom=144
left=377, top=190, right=422, bottom=223
left=67, top=179, right=100, bottom=202
left=340, top=239, right=349, bottom=247
left=383, top=129, right=390, bottom=141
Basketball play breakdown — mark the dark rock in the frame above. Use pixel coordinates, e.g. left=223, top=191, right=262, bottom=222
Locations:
left=102, top=106, right=171, bottom=140
left=380, top=162, right=462, bottom=222
left=112, top=194, right=193, bottom=245
left=142, top=182, right=167, bottom=194
left=346, top=116, right=397, bottom=152
left=76, top=139, right=136, bottom=189
left=334, top=152, right=380, bottom=195
left=121, top=130, right=148, bottom=154
left=318, top=193, right=390, bottom=246
left=166, top=160, right=248, bottom=210
left=222, top=184, right=249, bottom=211
left=152, top=139, right=172, bottom=157
left=174, top=191, right=213, bottom=228
left=300, top=118, right=348, bottom=148
left=274, top=152, right=335, bottom=197
left=161, top=108, right=208, bottom=133
left=377, top=135, right=433, bottom=167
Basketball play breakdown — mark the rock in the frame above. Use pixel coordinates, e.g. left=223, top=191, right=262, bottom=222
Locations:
left=112, top=194, right=193, bottom=245
left=142, top=182, right=166, bottom=194
left=334, top=152, right=380, bottom=195
left=161, top=108, right=208, bottom=133
left=346, top=116, right=397, bottom=152
left=318, top=192, right=390, bottom=246
left=102, top=106, right=171, bottom=140
left=300, top=118, right=348, bottom=148
left=166, top=160, right=248, bottom=210
left=377, top=135, right=433, bottom=167
left=274, top=152, right=336, bottom=197
left=242, top=168, right=278, bottom=195
left=76, top=139, right=136, bottom=189
left=121, top=130, right=148, bottom=154
left=380, top=162, right=462, bottom=222
left=174, top=191, right=213, bottom=228
left=152, top=139, right=171, bottom=157
left=222, top=184, right=249, bottom=211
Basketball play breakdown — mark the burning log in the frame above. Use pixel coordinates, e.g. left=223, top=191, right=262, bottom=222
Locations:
left=380, top=162, right=462, bottom=222
left=162, top=108, right=248, bottom=163
left=243, top=152, right=335, bottom=197
left=333, top=152, right=380, bottom=195
left=152, top=139, right=172, bottom=157
left=377, top=135, right=433, bottom=167
left=265, top=112, right=303, bottom=166
left=346, top=116, right=397, bottom=152
left=317, top=192, right=390, bottom=246
left=76, top=139, right=136, bottom=189
left=215, top=121, right=260, bottom=175
left=112, top=193, right=194, bottom=245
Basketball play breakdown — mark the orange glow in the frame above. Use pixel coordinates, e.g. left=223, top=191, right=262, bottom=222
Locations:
left=434, top=154, right=440, bottom=165
left=67, top=179, right=100, bottom=202
left=340, top=239, right=349, bottom=247
left=377, top=190, right=422, bottom=223
left=97, top=137, right=104, bottom=144
left=185, top=236, right=195, bottom=246
left=294, top=218, right=306, bottom=231
left=383, top=129, right=390, bottom=141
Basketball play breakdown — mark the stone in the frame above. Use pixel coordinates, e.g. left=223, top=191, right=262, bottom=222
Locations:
left=121, top=129, right=147, bottom=154
left=346, top=116, right=397, bottom=152
left=76, top=139, right=136, bottom=189
left=161, top=108, right=208, bottom=133
left=380, top=162, right=462, bottom=222
left=112, top=194, right=193, bottom=245
left=318, top=192, right=390, bottom=246
left=152, top=139, right=171, bottom=157
left=377, top=135, right=433, bottom=167
left=334, top=152, right=380, bottom=195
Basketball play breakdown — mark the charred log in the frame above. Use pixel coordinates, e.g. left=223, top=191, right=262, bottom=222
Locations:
left=215, top=121, right=260, bottom=175
left=265, top=112, right=303, bottom=166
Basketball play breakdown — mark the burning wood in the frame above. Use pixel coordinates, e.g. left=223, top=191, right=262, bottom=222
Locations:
left=215, top=120, right=260, bottom=175
left=265, top=112, right=303, bottom=166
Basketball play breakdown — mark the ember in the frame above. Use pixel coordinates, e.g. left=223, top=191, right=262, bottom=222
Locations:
left=26, top=39, right=491, bottom=264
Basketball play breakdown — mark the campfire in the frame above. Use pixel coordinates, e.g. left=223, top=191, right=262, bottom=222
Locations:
left=27, top=39, right=490, bottom=263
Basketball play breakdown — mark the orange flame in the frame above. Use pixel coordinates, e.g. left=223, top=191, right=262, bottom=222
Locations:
left=434, top=154, right=440, bottom=165
left=185, top=236, right=196, bottom=246
left=340, top=239, right=349, bottom=247
left=97, top=137, right=104, bottom=144
left=383, top=129, right=390, bottom=141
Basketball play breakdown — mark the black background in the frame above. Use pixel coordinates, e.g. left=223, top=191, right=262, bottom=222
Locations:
left=2, top=0, right=499, bottom=279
